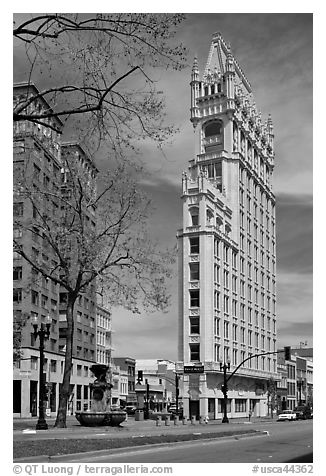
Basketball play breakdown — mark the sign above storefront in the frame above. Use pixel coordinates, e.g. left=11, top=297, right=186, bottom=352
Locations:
left=184, top=365, right=204, bottom=374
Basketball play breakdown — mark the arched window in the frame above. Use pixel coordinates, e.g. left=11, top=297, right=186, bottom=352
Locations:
left=204, top=121, right=222, bottom=138
left=204, top=86, right=209, bottom=96
left=217, top=83, right=222, bottom=93
left=189, top=207, right=199, bottom=226
left=206, top=208, right=214, bottom=225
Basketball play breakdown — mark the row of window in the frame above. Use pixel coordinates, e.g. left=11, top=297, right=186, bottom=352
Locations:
left=29, top=357, right=93, bottom=379
left=239, top=208, right=275, bottom=237
left=239, top=232, right=275, bottom=256
left=203, top=84, right=223, bottom=97
left=61, top=311, right=95, bottom=328
left=210, top=399, right=257, bottom=414
left=234, top=126, right=272, bottom=183
left=189, top=261, right=275, bottom=295
left=30, top=333, right=57, bottom=351
left=13, top=288, right=58, bottom=309
left=189, top=343, right=276, bottom=371
left=97, top=314, right=111, bottom=330
left=239, top=168, right=274, bottom=211
left=13, top=119, right=61, bottom=152
left=189, top=315, right=276, bottom=343
left=97, top=330, right=111, bottom=347
left=189, top=236, right=238, bottom=266
left=188, top=207, right=231, bottom=234
left=76, top=328, right=96, bottom=344
left=60, top=292, right=96, bottom=310
left=189, top=288, right=276, bottom=315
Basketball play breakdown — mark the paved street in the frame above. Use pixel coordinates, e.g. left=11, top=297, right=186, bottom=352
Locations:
left=13, top=416, right=312, bottom=463
left=52, top=420, right=312, bottom=464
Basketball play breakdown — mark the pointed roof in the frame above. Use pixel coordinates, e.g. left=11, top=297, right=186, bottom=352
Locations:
left=203, top=32, right=252, bottom=94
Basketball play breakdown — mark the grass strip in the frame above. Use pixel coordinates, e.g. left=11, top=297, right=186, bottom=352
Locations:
left=14, top=429, right=258, bottom=459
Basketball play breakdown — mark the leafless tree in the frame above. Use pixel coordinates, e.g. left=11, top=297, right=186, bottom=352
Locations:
left=13, top=13, right=187, bottom=155
left=13, top=146, right=174, bottom=427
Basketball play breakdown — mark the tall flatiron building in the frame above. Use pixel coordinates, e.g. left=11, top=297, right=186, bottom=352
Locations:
left=177, top=33, right=277, bottom=419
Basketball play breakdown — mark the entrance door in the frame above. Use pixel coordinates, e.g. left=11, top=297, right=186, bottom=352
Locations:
left=208, top=398, right=215, bottom=420
left=30, top=381, right=38, bottom=416
left=250, top=399, right=257, bottom=416
left=189, top=400, right=200, bottom=420
left=13, top=380, right=21, bottom=413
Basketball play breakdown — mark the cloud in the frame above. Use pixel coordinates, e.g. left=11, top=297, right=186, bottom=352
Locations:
left=276, top=193, right=313, bottom=274
left=276, top=271, right=312, bottom=348
left=277, top=321, right=313, bottom=349
left=13, top=13, right=313, bottom=359
left=111, top=301, right=179, bottom=360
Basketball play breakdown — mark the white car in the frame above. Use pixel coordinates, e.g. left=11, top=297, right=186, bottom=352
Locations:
left=277, top=410, right=297, bottom=421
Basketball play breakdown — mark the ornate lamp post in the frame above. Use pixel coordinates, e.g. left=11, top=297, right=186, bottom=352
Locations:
left=31, top=314, right=52, bottom=430
left=175, top=373, right=180, bottom=416
left=220, top=360, right=231, bottom=423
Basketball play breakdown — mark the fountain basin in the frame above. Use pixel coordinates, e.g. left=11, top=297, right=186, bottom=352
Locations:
left=75, top=411, right=127, bottom=427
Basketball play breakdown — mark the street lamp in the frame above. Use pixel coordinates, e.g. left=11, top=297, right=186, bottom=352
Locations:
left=220, top=361, right=231, bottom=423
left=31, top=314, right=52, bottom=430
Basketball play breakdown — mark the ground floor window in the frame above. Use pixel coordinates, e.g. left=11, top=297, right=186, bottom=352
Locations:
left=50, top=383, right=56, bottom=412
left=235, top=398, right=247, bottom=412
left=218, top=398, right=231, bottom=413
left=208, top=398, right=215, bottom=416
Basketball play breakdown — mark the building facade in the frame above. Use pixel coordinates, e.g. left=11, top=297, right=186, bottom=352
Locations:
left=96, top=305, right=113, bottom=366
left=13, top=84, right=98, bottom=417
left=177, top=33, right=277, bottom=420
left=113, top=357, right=137, bottom=406
left=135, top=359, right=178, bottom=412
left=277, top=347, right=313, bottom=411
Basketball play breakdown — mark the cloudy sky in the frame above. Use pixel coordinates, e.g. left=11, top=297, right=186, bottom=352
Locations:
left=110, top=13, right=313, bottom=360
left=12, top=12, right=313, bottom=360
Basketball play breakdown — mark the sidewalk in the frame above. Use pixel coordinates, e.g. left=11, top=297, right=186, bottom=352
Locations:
left=13, top=414, right=275, bottom=434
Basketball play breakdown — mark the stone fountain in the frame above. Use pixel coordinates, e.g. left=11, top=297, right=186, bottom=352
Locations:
left=75, top=364, right=126, bottom=426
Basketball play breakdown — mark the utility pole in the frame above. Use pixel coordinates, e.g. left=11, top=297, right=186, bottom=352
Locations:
left=175, top=374, right=179, bottom=415
left=220, top=362, right=230, bottom=423
left=145, top=380, right=150, bottom=419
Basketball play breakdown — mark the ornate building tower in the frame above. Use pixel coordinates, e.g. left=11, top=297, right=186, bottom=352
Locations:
left=177, top=33, right=277, bottom=420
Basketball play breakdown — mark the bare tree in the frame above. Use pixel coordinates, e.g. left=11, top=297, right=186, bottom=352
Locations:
left=13, top=13, right=187, bottom=154
left=13, top=145, right=174, bottom=427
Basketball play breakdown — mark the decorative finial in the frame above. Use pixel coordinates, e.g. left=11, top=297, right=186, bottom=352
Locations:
left=212, top=31, right=221, bottom=41
left=192, top=56, right=198, bottom=71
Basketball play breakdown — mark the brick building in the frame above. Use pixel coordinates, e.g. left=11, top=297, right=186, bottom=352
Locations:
left=13, top=84, right=98, bottom=417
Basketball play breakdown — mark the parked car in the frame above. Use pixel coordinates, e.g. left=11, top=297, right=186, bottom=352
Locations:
left=277, top=410, right=297, bottom=421
left=168, top=405, right=183, bottom=418
left=124, top=405, right=137, bottom=415
left=294, top=406, right=312, bottom=420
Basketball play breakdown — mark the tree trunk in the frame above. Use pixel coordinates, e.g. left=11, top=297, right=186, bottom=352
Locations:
left=54, top=294, right=75, bottom=428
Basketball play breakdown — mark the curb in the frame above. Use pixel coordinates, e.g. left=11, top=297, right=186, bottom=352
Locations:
left=14, top=430, right=267, bottom=463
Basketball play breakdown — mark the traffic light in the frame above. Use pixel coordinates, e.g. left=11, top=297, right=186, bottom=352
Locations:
left=137, top=370, right=143, bottom=382
left=284, top=346, right=291, bottom=360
